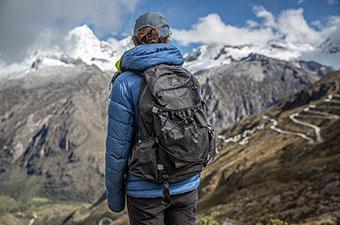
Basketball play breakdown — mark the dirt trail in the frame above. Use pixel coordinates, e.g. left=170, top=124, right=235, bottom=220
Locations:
left=262, top=115, right=315, bottom=144
left=28, top=213, right=37, bottom=225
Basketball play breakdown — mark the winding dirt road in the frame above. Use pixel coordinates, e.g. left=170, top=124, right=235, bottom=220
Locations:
left=219, top=81, right=340, bottom=146
left=264, top=93, right=340, bottom=145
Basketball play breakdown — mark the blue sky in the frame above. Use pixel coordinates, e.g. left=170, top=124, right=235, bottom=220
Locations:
left=121, top=0, right=340, bottom=32
left=108, top=0, right=340, bottom=53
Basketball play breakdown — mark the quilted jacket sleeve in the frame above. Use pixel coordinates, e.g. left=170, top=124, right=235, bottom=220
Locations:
left=105, top=74, right=135, bottom=212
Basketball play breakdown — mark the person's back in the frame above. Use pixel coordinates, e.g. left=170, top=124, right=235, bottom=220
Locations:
left=105, top=12, right=209, bottom=225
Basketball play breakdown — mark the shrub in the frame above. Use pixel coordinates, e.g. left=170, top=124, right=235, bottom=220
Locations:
left=199, top=214, right=220, bottom=225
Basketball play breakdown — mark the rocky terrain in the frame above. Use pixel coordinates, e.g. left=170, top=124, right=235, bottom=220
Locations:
left=0, top=64, right=110, bottom=202
left=196, top=53, right=332, bottom=132
left=2, top=69, right=332, bottom=225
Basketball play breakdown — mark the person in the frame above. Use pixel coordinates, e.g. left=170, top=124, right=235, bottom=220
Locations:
left=105, top=12, right=201, bottom=225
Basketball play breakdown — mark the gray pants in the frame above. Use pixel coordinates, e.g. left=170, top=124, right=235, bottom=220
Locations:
left=127, top=189, right=198, bottom=225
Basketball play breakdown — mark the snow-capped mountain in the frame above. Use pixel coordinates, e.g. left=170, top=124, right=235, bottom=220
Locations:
left=60, top=25, right=132, bottom=70
left=1, top=24, right=338, bottom=80
left=0, top=25, right=133, bottom=77
left=183, top=39, right=339, bottom=74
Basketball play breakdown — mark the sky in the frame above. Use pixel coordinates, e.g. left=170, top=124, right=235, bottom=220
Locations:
left=0, top=0, right=339, bottom=64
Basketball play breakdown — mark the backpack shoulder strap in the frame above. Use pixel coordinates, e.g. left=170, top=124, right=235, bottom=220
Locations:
left=109, top=69, right=144, bottom=88
left=108, top=71, right=122, bottom=93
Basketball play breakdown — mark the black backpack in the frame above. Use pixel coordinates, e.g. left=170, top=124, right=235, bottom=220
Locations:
left=127, top=64, right=216, bottom=204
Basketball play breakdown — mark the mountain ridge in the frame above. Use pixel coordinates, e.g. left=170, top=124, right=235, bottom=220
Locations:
left=196, top=53, right=332, bottom=132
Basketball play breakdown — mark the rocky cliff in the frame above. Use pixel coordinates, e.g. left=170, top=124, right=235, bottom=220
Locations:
left=0, top=64, right=110, bottom=202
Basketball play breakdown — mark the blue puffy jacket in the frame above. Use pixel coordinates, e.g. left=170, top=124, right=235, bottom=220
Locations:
left=105, top=43, right=200, bottom=213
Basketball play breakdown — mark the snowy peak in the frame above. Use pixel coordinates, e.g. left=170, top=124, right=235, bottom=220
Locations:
left=183, top=42, right=301, bottom=74
left=183, top=44, right=252, bottom=73
left=184, top=34, right=340, bottom=74
left=44, top=24, right=132, bottom=71
left=318, top=38, right=340, bottom=54
left=68, top=24, right=97, bottom=41
left=64, top=24, right=128, bottom=68
left=65, top=25, right=104, bottom=62
left=0, top=25, right=133, bottom=77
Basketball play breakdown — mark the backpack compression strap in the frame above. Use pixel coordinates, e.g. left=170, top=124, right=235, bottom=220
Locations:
left=157, top=161, right=171, bottom=205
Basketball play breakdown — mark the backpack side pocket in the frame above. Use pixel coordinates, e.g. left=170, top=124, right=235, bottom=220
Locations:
left=128, top=137, right=159, bottom=183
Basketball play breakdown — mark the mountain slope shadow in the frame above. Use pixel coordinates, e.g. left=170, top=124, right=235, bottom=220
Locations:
left=197, top=71, right=340, bottom=225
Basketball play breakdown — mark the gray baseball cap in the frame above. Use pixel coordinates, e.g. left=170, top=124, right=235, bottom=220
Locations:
left=133, top=12, right=171, bottom=38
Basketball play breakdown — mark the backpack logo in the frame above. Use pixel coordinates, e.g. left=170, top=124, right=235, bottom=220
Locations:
left=168, top=76, right=180, bottom=86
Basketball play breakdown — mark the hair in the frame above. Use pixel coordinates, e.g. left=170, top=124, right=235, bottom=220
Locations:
left=132, top=26, right=169, bottom=46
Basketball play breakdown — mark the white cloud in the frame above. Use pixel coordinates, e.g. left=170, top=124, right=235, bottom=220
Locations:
left=297, top=0, right=304, bottom=4
left=173, top=6, right=340, bottom=68
left=252, top=5, right=276, bottom=27
left=173, top=6, right=336, bottom=47
left=276, top=9, right=321, bottom=44
left=0, top=0, right=139, bottom=63
left=246, top=20, right=259, bottom=28
left=173, top=13, right=276, bottom=46
left=311, top=20, right=322, bottom=29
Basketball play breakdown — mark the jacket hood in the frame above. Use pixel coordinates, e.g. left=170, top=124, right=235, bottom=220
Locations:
left=120, top=43, right=184, bottom=72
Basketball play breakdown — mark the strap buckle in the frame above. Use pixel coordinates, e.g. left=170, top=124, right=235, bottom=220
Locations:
left=161, top=182, right=171, bottom=206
